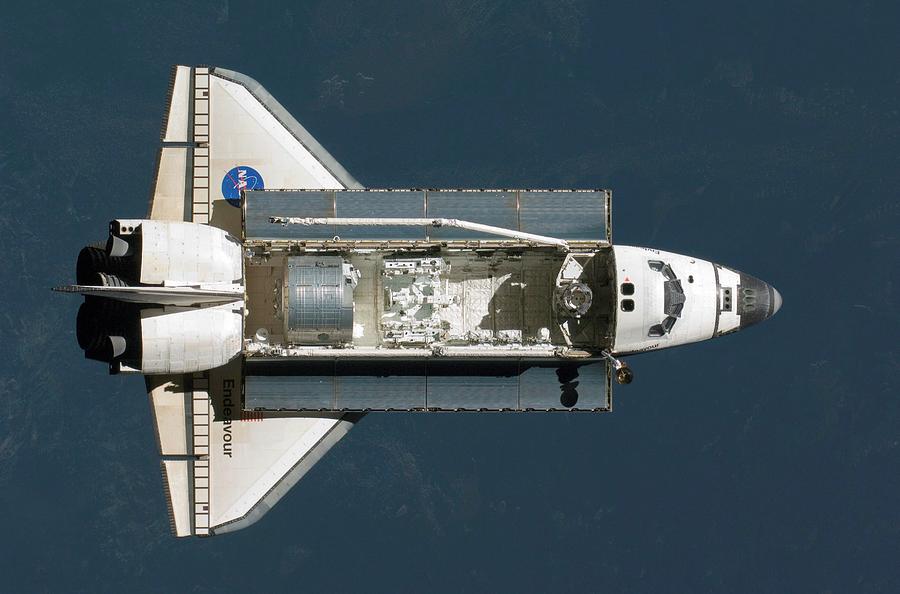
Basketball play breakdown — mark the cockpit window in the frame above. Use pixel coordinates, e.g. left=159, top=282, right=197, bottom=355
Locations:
left=664, top=279, right=685, bottom=317
left=621, top=282, right=634, bottom=295
left=648, top=316, right=677, bottom=337
left=648, top=259, right=676, bottom=280
left=647, top=259, right=686, bottom=337
left=662, top=315, right=677, bottom=333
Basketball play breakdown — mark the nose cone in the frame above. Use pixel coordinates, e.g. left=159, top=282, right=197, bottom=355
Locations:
left=738, top=273, right=782, bottom=329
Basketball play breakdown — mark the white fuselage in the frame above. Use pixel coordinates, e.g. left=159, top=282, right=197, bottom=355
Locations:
left=611, top=245, right=780, bottom=355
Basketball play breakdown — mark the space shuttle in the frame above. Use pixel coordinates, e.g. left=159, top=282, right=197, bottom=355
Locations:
left=55, top=66, right=782, bottom=537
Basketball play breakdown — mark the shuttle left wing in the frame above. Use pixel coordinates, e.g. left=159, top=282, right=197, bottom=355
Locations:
left=148, top=64, right=361, bottom=227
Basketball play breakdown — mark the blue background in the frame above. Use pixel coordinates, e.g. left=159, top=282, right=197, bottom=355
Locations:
left=2, top=1, right=898, bottom=592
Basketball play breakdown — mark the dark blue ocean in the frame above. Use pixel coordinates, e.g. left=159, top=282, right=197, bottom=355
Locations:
left=2, top=2, right=898, bottom=592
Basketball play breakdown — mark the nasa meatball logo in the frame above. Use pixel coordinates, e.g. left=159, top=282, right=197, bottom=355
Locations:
left=221, top=165, right=264, bottom=206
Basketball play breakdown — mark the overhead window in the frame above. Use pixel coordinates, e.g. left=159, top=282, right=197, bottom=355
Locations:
left=621, top=299, right=635, bottom=312
left=621, top=282, right=634, bottom=295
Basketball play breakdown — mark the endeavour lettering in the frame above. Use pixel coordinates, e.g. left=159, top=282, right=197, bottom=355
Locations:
left=222, top=379, right=235, bottom=458
left=634, top=343, right=660, bottom=352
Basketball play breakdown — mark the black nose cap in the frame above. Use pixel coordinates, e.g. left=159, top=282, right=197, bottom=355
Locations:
left=738, top=273, right=782, bottom=329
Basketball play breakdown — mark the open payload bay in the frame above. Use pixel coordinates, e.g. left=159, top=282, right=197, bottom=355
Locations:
left=240, top=188, right=616, bottom=411
left=243, top=249, right=614, bottom=353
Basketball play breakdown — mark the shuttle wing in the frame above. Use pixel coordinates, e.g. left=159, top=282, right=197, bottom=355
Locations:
left=146, top=65, right=363, bottom=536
left=149, top=364, right=362, bottom=537
left=148, top=65, right=361, bottom=226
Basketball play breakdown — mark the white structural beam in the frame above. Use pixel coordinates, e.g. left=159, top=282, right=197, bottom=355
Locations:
left=269, top=216, right=570, bottom=249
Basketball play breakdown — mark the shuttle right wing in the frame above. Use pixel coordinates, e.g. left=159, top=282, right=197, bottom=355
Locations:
left=150, top=362, right=362, bottom=537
